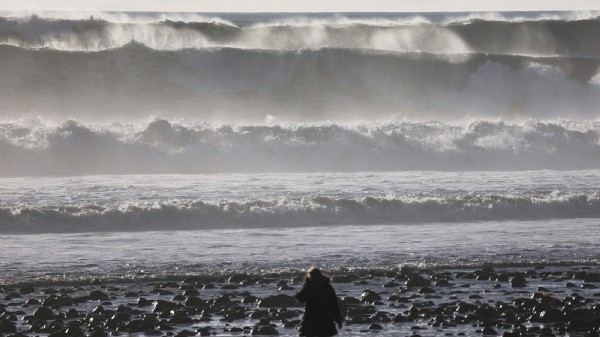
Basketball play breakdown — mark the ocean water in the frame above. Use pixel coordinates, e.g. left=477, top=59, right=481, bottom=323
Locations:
left=1, top=11, right=600, bottom=284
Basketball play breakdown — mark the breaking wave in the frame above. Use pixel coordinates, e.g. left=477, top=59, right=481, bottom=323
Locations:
left=3, top=13, right=600, bottom=121
left=2, top=13, right=600, bottom=56
left=1, top=43, right=600, bottom=121
left=1, top=119, right=600, bottom=176
left=2, top=193, right=599, bottom=233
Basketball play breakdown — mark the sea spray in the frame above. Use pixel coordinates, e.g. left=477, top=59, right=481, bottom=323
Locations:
left=2, top=13, right=600, bottom=121
left=1, top=119, right=599, bottom=176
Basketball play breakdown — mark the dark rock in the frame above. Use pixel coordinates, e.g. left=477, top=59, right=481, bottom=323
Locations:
left=368, top=323, right=383, bottom=330
left=19, top=286, right=35, bottom=294
left=510, top=275, right=527, bottom=288
left=152, top=289, right=173, bottom=295
left=229, top=274, right=250, bottom=283
left=65, top=326, right=84, bottom=337
left=537, top=309, right=564, bottom=323
left=144, top=329, right=162, bottom=335
left=152, top=300, right=179, bottom=313
left=89, top=291, right=109, bottom=301
left=175, top=330, right=195, bottom=337
left=0, top=321, right=17, bottom=333
left=182, top=276, right=203, bottom=284
left=513, top=298, right=539, bottom=311
left=4, top=292, right=20, bottom=300
left=182, top=289, right=199, bottom=297
left=406, top=276, right=431, bottom=287
left=88, top=330, right=107, bottom=337
left=435, top=280, right=451, bottom=287
left=222, top=309, right=246, bottom=321
left=212, top=296, right=232, bottom=307
left=383, top=281, right=400, bottom=288
left=26, top=298, right=40, bottom=305
left=475, top=306, right=498, bottom=321
left=241, top=295, right=259, bottom=304
left=393, top=314, right=406, bottom=322
left=250, top=310, right=268, bottom=319
left=196, top=327, right=211, bottom=336
left=48, top=332, right=68, bottom=337
left=252, top=326, right=279, bottom=335
left=92, top=305, right=104, bottom=314
left=65, top=309, right=80, bottom=319
left=361, top=290, right=381, bottom=303
left=171, top=294, right=185, bottom=301
left=184, top=296, right=204, bottom=307
left=567, top=319, right=593, bottom=331
left=341, top=296, right=361, bottom=306
left=500, top=309, right=516, bottom=320
left=137, top=298, right=151, bottom=307
left=33, top=307, right=55, bottom=320
left=2, top=313, right=17, bottom=321
left=157, top=323, right=173, bottom=331
left=110, top=312, right=130, bottom=322
left=258, top=294, right=298, bottom=308
left=419, top=287, right=436, bottom=294
left=481, top=327, right=497, bottom=335
left=169, top=315, right=193, bottom=325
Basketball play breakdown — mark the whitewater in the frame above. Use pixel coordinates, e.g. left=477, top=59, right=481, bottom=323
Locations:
left=1, top=11, right=600, bottom=284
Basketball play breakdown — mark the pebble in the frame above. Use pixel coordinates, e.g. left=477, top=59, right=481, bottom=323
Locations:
left=0, top=266, right=599, bottom=337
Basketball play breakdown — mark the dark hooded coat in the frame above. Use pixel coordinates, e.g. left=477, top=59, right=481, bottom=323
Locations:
left=295, top=277, right=343, bottom=337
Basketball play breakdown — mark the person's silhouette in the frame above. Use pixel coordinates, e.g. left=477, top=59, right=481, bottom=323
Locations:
left=296, top=267, right=344, bottom=336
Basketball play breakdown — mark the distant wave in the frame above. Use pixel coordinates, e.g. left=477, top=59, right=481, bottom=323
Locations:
left=2, top=193, right=599, bottom=233
left=2, top=14, right=600, bottom=56
left=1, top=44, right=600, bottom=121
left=1, top=119, right=600, bottom=176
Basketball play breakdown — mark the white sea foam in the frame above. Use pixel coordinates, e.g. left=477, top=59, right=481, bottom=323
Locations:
left=1, top=119, right=600, bottom=176
left=1, top=13, right=600, bottom=55
left=2, top=193, right=599, bottom=234
left=1, top=170, right=599, bottom=234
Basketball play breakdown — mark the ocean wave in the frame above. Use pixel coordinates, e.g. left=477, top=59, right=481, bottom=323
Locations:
left=1, top=44, right=600, bottom=121
left=2, top=14, right=600, bottom=57
left=2, top=193, right=599, bottom=233
left=1, top=119, right=600, bottom=176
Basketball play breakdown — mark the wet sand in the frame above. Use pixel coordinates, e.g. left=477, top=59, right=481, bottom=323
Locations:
left=1, top=266, right=599, bottom=337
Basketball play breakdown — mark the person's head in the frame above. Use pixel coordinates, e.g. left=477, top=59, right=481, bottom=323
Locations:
left=304, top=267, right=327, bottom=287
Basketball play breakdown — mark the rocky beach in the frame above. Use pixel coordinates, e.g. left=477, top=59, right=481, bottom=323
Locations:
left=1, top=266, right=599, bottom=337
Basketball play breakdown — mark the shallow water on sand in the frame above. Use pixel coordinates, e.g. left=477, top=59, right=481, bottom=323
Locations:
left=2, top=219, right=599, bottom=284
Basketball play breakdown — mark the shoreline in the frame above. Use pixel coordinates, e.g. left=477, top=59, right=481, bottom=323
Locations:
left=1, top=265, right=599, bottom=336
left=2, top=262, right=600, bottom=288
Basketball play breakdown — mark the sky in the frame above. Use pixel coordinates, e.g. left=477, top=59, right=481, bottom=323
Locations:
left=3, top=0, right=600, bottom=12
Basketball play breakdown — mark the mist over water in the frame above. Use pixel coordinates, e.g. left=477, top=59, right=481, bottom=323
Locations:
left=1, top=119, right=600, bottom=176
left=2, top=13, right=600, bottom=177
left=1, top=12, right=600, bottom=291
left=1, top=10, right=600, bottom=262
left=2, top=12, right=600, bottom=122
